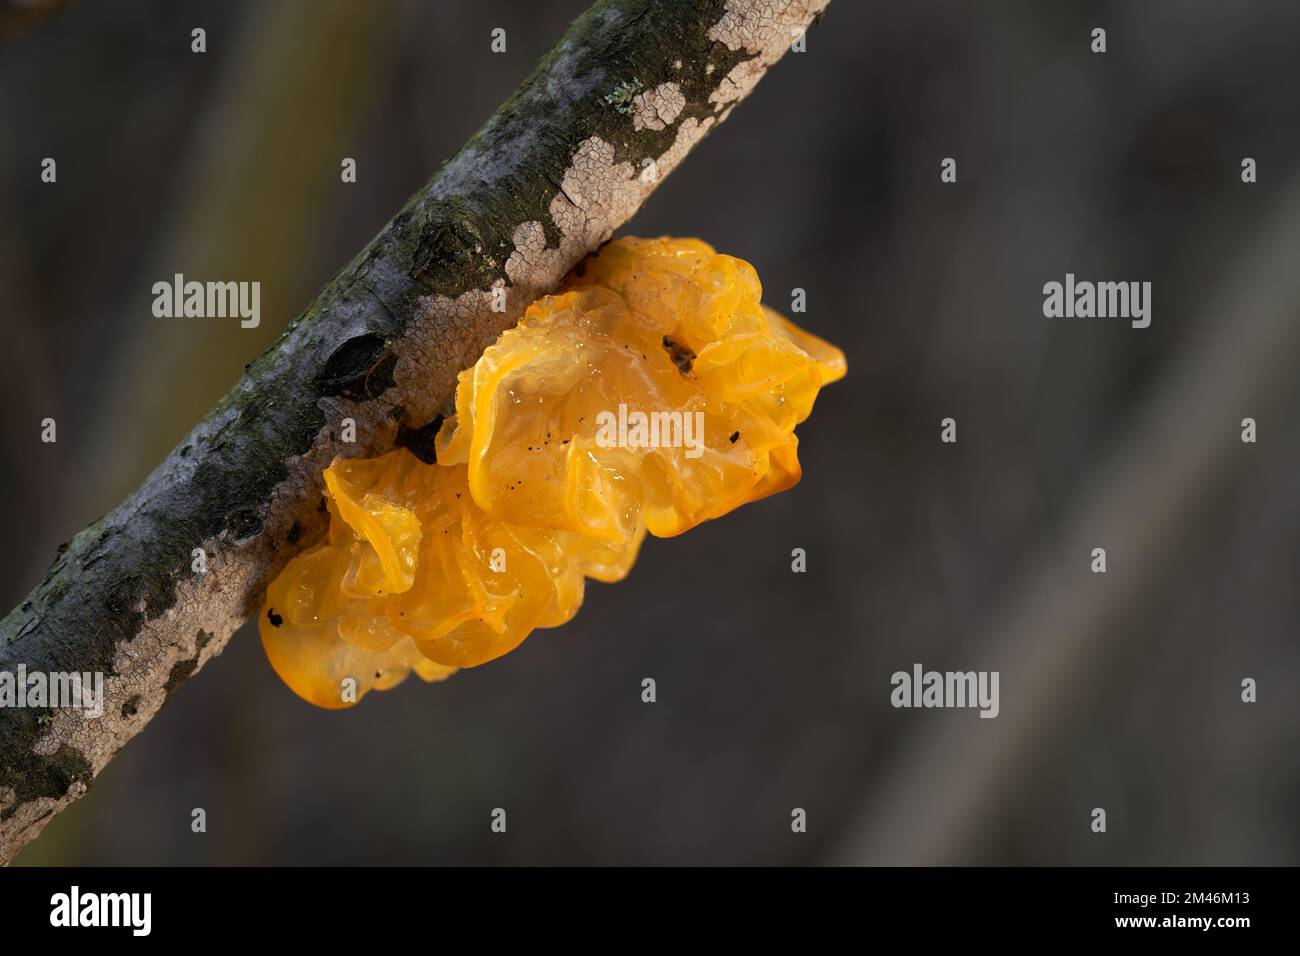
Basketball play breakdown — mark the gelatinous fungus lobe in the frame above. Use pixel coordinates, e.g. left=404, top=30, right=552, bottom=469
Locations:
left=261, top=237, right=846, bottom=708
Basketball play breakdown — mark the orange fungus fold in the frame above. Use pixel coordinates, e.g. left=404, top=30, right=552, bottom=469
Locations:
left=259, top=236, right=845, bottom=707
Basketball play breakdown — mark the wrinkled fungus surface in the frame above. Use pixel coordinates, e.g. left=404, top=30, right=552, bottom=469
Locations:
left=260, top=237, right=846, bottom=707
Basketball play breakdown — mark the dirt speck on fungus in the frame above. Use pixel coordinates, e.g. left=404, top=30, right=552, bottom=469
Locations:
left=662, top=335, right=696, bottom=375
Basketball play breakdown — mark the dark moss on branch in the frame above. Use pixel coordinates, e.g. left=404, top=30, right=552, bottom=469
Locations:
left=163, top=633, right=211, bottom=701
left=0, top=746, right=91, bottom=823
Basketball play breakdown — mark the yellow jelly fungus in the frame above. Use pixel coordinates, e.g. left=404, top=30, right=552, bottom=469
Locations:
left=260, top=236, right=846, bottom=708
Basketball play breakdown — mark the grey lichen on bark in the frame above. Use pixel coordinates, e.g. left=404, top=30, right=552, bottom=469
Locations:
left=0, top=0, right=829, bottom=863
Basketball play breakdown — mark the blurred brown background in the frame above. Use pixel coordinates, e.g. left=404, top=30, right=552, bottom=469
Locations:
left=2, top=0, right=1298, bottom=865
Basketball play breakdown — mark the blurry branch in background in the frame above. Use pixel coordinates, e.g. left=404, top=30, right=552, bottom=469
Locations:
left=0, top=0, right=67, bottom=43
left=834, top=161, right=1300, bottom=866
left=0, top=163, right=62, bottom=521
left=14, top=0, right=401, bottom=867
left=75, top=0, right=400, bottom=521
left=0, top=0, right=829, bottom=863
left=833, top=14, right=1288, bottom=864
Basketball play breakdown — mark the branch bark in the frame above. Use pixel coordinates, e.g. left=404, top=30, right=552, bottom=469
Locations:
left=0, top=0, right=828, bottom=863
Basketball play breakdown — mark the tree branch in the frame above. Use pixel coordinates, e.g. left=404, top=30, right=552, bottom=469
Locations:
left=0, top=0, right=828, bottom=863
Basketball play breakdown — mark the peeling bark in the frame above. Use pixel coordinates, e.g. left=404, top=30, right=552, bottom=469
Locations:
left=0, top=0, right=829, bottom=863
